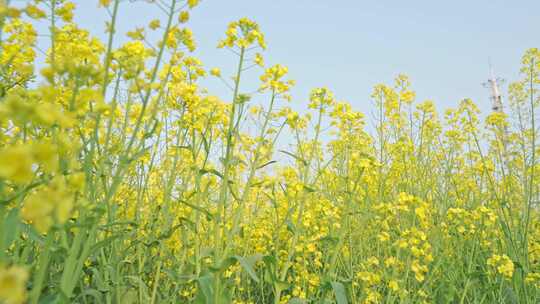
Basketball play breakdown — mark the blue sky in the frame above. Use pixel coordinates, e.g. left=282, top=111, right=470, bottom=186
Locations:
left=70, top=0, right=539, bottom=118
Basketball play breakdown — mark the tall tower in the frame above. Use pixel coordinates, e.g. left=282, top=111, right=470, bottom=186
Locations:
left=483, top=62, right=509, bottom=170
left=483, top=62, right=505, bottom=113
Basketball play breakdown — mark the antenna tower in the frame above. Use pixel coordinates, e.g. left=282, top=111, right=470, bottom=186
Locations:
left=483, top=61, right=505, bottom=113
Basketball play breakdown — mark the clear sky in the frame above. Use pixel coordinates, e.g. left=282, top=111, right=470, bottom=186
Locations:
left=71, top=0, right=539, bottom=118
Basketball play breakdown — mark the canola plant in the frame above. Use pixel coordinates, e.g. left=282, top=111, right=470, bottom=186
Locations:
left=0, top=1, right=539, bottom=303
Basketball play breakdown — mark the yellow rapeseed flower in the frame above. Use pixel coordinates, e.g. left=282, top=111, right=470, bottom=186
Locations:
left=254, top=53, right=264, bottom=67
left=487, top=254, right=514, bottom=279
left=179, top=11, right=190, bottom=23
left=187, top=0, right=199, bottom=8
left=210, top=67, right=221, bottom=77
left=149, top=19, right=161, bottom=30
left=31, top=141, right=59, bottom=173
left=0, top=265, right=28, bottom=304
left=388, top=280, right=399, bottom=292
left=0, top=145, right=34, bottom=184
left=99, top=0, right=112, bottom=7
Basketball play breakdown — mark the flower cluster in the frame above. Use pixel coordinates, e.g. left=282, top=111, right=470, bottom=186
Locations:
left=218, top=17, right=266, bottom=49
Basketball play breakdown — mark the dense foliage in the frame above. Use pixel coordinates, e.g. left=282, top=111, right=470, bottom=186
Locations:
left=0, top=1, right=539, bottom=303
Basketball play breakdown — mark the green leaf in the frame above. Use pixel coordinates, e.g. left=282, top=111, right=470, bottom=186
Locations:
left=286, top=220, right=296, bottom=233
left=1, top=208, right=19, bottom=250
left=90, top=268, right=109, bottom=292
left=263, top=255, right=277, bottom=270
left=142, top=119, right=159, bottom=139
left=202, top=136, right=210, bottom=154
left=76, top=289, right=104, bottom=303
left=502, top=286, right=519, bottom=304
left=173, top=145, right=192, bottom=150
left=25, top=224, right=45, bottom=245
left=257, top=160, right=277, bottom=170
left=318, top=235, right=339, bottom=245
left=235, top=254, right=262, bottom=283
left=90, top=234, right=122, bottom=253
left=118, top=287, right=138, bottom=304
left=303, top=185, right=316, bottom=193
left=279, top=150, right=307, bottom=166
left=330, top=281, right=348, bottom=304
left=177, top=199, right=214, bottom=221
left=199, top=168, right=223, bottom=179
left=197, top=274, right=214, bottom=302
left=236, top=93, right=251, bottom=104
left=125, top=276, right=149, bottom=301
left=128, top=146, right=151, bottom=164
left=214, top=255, right=262, bottom=283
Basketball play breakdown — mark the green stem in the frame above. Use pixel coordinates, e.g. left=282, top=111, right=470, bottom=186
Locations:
left=30, top=232, right=54, bottom=304
left=213, top=46, right=246, bottom=304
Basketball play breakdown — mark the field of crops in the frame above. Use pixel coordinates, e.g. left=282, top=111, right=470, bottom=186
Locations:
left=0, top=1, right=539, bottom=303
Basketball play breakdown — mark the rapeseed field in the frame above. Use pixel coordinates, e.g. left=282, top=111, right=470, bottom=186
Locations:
left=0, top=1, right=539, bottom=303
